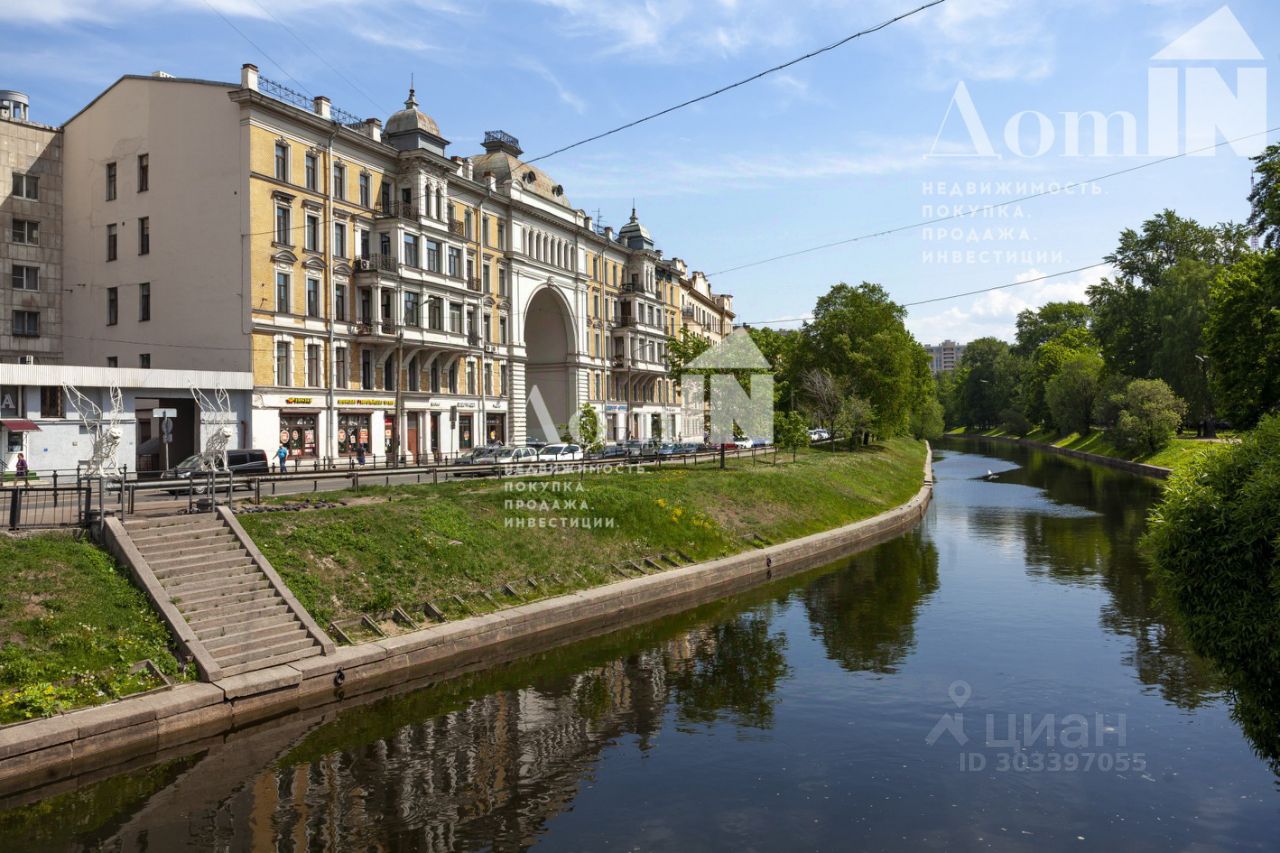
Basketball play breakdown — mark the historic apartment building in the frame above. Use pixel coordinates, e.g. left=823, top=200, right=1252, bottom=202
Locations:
left=54, top=63, right=734, bottom=462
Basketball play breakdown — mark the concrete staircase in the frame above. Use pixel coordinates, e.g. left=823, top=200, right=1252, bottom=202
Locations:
left=103, top=509, right=334, bottom=682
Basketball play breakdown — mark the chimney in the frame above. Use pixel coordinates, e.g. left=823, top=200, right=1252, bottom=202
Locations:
left=241, top=63, right=259, bottom=91
left=584, top=215, right=593, bottom=231
left=464, top=157, right=474, bottom=180
left=313, top=95, right=331, bottom=119
left=483, top=171, right=497, bottom=191
left=363, top=117, right=382, bottom=142
left=604, top=226, right=614, bottom=242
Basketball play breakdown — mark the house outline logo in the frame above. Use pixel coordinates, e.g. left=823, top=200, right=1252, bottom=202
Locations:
left=681, top=329, right=774, bottom=444
left=927, top=4, right=1267, bottom=159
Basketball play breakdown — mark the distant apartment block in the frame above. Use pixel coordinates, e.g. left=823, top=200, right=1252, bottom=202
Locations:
left=926, top=339, right=965, bottom=374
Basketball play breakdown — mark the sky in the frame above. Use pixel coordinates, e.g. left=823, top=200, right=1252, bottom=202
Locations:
left=5, top=0, right=1279, bottom=345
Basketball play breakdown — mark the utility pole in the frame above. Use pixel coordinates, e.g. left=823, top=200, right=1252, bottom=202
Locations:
left=394, top=330, right=404, bottom=466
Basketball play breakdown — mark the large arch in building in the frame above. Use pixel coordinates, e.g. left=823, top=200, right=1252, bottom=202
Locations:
left=523, top=285, right=577, bottom=443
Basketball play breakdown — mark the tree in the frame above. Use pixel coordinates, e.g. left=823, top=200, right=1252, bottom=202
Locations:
left=749, top=326, right=802, bottom=411
left=1248, top=142, right=1280, bottom=249
left=665, top=327, right=713, bottom=376
left=955, top=337, right=1009, bottom=429
left=800, top=368, right=844, bottom=437
left=1045, top=350, right=1102, bottom=435
left=836, top=394, right=876, bottom=450
left=1111, top=379, right=1187, bottom=456
left=1149, top=260, right=1215, bottom=433
left=1013, top=301, right=1092, bottom=357
left=1024, top=328, right=1096, bottom=428
left=773, top=410, right=809, bottom=461
left=575, top=403, right=603, bottom=451
left=1206, top=252, right=1280, bottom=428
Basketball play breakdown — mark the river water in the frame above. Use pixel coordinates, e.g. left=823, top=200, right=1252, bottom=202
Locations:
left=3, top=440, right=1278, bottom=851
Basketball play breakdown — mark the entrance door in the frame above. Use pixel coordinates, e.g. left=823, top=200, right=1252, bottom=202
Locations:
left=430, top=413, right=441, bottom=461
left=406, top=413, right=419, bottom=463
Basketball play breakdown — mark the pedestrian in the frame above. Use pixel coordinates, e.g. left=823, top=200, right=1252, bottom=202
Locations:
left=14, top=453, right=28, bottom=486
left=276, top=443, right=289, bottom=474
left=356, top=442, right=367, bottom=467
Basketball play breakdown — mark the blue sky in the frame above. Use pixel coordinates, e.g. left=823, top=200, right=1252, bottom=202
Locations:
left=7, top=0, right=1279, bottom=344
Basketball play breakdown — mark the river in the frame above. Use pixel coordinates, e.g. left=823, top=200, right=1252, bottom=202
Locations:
left=2, top=440, right=1277, bottom=851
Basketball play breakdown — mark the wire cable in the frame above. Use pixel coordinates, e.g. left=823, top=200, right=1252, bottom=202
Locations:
left=199, top=0, right=314, bottom=98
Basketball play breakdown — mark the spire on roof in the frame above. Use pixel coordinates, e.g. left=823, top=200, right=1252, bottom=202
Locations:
left=404, top=80, right=418, bottom=111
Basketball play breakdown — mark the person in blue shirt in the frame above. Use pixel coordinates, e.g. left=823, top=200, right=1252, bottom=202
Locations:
left=276, top=443, right=289, bottom=473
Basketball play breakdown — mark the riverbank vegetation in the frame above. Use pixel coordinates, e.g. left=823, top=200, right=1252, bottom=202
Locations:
left=240, top=439, right=926, bottom=629
left=0, top=534, right=186, bottom=724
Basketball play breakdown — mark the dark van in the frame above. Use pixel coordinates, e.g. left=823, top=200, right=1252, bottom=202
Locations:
left=163, top=449, right=269, bottom=493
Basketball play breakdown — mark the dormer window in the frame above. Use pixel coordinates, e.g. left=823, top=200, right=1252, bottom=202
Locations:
left=523, top=171, right=536, bottom=184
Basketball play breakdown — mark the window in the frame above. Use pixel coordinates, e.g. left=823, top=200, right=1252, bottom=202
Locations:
left=403, top=234, right=420, bottom=268
left=482, top=215, right=490, bottom=246
left=40, top=387, right=63, bottom=418
left=426, top=240, right=441, bottom=273
left=105, top=162, right=117, bottom=200
left=306, top=344, right=321, bottom=387
left=305, top=153, right=317, bottom=190
left=464, top=209, right=472, bottom=239
left=427, top=296, right=443, bottom=330
left=404, top=291, right=420, bottom=326
left=332, top=222, right=346, bottom=258
left=275, top=272, right=290, bottom=313
left=107, top=287, right=118, bottom=325
left=275, top=206, right=291, bottom=245
left=357, top=227, right=370, bottom=260
left=306, top=277, right=320, bottom=317
left=12, top=172, right=37, bottom=200
left=482, top=263, right=491, bottom=292
left=334, top=284, right=347, bottom=322
left=106, top=356, right=118, bottom=368
left=137, top=154, right=149, bottom=192
left=276, top=341, right=291, bottom=386
left=139, top=282, right=150, bottom=321
left=447, top=246, right=461, bottom=278
left=483, top=313, right=492, bottom=344
left=105, top=223, right=117, bottom=261
left=497, top=220, right=505, bottom=250
left=12, top=310, right=38, bottom=337
left=274, top=143, right=289, bottom=181
left=139, top=353, right=151, bottom=369
left=11, top=265, right=38, bottom=291
left=304, top=214, right=319, bottom=251
left=448, top=361, right=458, bottom=393
left=359, top=173, right=370, bottom=208
left=332, top=163, right=345, bottom=200
left=360, top=349, right=373, bottom=389
left=430, top=361, right=440, bottom=393
left=466, top=360, right=475, bottom=395
left=380, top=180, right=391, bottom=212
left=408, top=356, right=419, bottom=392
left=501, top=364, right=509, bottom=396
left=335, top=346, right=348, bottom=387
left=499, top=267, right=508, bottom=296
left=11, top=219, right=37, bottom=245
left=138, top=217, right=150, bottom=255
left=500, top=315, right=508, bottom=344
left=448, top=301, right=462, bottom=334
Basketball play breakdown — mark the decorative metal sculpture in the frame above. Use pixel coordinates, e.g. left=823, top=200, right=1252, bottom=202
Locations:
left=64, top=383, right=124, bottom=478
left=190, top=385, right=234, bottom=471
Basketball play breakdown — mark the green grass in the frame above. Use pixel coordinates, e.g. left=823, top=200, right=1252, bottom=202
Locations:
left=240, top=439, right=927, bottom=628
left=957, top=426, right=1224, bottom=473
left=0, top=534, right=188, bottom=724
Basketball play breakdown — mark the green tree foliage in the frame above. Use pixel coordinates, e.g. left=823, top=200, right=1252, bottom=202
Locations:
left=1247, top=142, right=1280, bottom=249
left=665, top=326, right=713, bottom=376
left=1146, top=414, right=1280, bottom=697
left=748, top=326, right=802, bottom=411
left=773, top=410, right=810, bottom=460
left=1045, top=350, right=1103, bottom=435
left=576, top=403, right=603, bottom=451
left=955, top=337, right=1009, bottom=428
left=1149, top=260, right=1215, bottom=427
left=798, top=283, right=921, bottom=435
left=1111, top=379, right=1187, bottom=456
left=1206, top=252, right=1280, bottom=428
left=1013, top=301, right=1092, bottom=357
left=836, top=394, right=877, bottom=449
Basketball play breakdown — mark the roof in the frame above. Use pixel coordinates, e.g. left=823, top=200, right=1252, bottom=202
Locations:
left=471, top=149, right=572, bottom=209
left=385, top=88, right=441, bottom=137
left=64, top=74, right=235, bottom=126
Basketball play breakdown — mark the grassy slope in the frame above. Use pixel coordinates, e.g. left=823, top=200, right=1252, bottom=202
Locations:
left=241, top=439, right=926, bottom=628
left=947, top=427, right=1220, bottom=472
left=0, top=534, right=187, bottom=724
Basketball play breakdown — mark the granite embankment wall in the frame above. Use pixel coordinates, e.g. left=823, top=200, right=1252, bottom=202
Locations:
left=948, top=434, right=1171, bottom=479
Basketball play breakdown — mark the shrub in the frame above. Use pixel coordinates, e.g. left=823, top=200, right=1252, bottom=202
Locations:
left=1111, top=378, right=1187, bottom=455
left=1045, top=351, right=1102, bottom=435
left=999, top=407, right=1031, bottom=436
left=1145, top=414, right=1280, bottom=696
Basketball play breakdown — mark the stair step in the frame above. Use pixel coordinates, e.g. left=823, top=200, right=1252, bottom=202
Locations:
left=205, top=623, right=308, bottom=656
left=218, top=645, right=322, bottom=678
left=186, top=602, right=289, bottom=630
left=135, top=537, right=240, bottom=557
left=172, top=577, right=272, bottom=608
left=174, top=586, right=279, bottom=616
left=147, top=545, right=247, bottom=569
left=213, top=635, right=317, bottom=668
left=124, top=514, right=216, bottom=531
left=153, top=555, right=257, bottom=580
left=163, top=569, right=266, bottom=597
left=195, top=611, right=298, bottom=641
left=131, top=524, right=229, bottom=546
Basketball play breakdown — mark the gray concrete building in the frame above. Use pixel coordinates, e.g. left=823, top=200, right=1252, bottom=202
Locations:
left=926, top=339, right=965, bottom=374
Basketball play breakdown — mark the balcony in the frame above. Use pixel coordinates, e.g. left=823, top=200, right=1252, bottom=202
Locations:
left=377, top=200, right=420, bottom=221
left=448, top=219, right=466, bottom=237
left=354, top=254, right=399, bottom=277
left=466, top=276, right=482, bottom=293
left=681, top=306, right=695, bottom=318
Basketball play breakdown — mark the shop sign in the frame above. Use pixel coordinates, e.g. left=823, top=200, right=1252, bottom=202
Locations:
left=285, top=397, right=313, bottom=405
left=336, top=398, right=395, bottom=407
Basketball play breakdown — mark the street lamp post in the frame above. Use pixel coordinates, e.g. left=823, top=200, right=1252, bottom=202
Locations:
left=1195, top=354, right=1215, bottom=438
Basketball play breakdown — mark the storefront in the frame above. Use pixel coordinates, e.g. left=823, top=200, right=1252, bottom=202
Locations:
left=337, top=412, right=371, bottom=456
left=485, top=413, right=506, bottom=446
left=279, top=411, right=318, bottom=459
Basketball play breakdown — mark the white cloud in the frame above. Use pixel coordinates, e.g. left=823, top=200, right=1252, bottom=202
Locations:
left=905, top=266, right=1108, bottom=344
left=512, top=57, right=587, bottom=115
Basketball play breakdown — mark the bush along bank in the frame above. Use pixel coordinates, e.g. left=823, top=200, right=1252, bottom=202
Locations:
left=239, top=439, right=927, bottom=633
left=947, top=426, right=1222, bottom=476
left=0, top=534, right=188, bottom=724
left=1144, top=414, right=1280, bottom=771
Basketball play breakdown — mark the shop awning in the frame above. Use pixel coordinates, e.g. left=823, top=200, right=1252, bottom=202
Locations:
left=0, top=419, right=40, bottom=432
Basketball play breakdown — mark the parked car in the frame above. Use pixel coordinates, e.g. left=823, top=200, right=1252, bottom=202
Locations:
left=525, top=438, right=549, bottom=450
left=537, top=443, right=584, bottom=463
left=454, top=446, right=501, bottom=475
left=677, top=441, right=707, bottom=454
left=626, top=440, right=663, bottom=459
left=596, top=444, right=628, bottom=460
left=656, top=443, right=679, bottom=457
left=733, top=437, right=754, bottom=450
left=494, top=446, right=539, bottom=465
left=750, top=436, right=770, bottom=448
left=808, top=428, right=830, bottom=442
left=163, top=448, right=269, bottom=493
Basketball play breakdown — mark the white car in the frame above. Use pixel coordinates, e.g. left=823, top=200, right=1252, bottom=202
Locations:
left=537, top=443, right=584, bottom=462
left=494, top=446, right=540, bottom=465
left=733, top=437, right=754, bottom=450
left=808, top=428, right=830, bottom=441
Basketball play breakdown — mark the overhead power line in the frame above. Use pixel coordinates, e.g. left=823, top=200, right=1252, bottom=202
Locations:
left=199, top=0, right=315, bottom=98
left=523, top=0, right=948, bottom=164
left=708, top=126, right=1280, bottom=279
